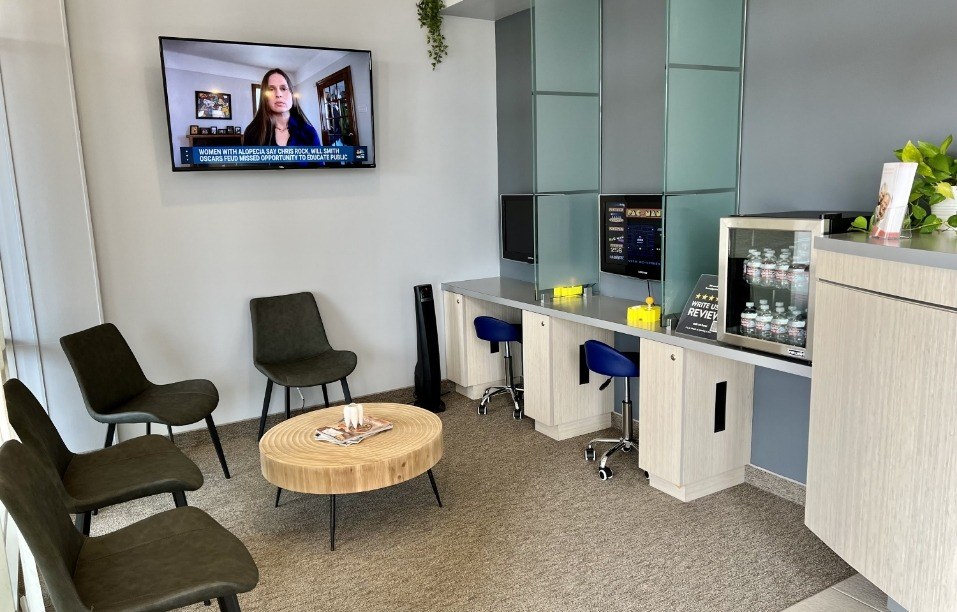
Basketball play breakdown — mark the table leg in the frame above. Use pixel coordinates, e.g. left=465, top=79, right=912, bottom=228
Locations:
left=274, top=488, right=282, bottom=508
left=427, top=469, right=443, bottom=508
left=330, top=494, right=336, bottom=551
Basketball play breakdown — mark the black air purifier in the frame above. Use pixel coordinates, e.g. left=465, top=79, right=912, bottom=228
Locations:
left=413, top=284, right=445, bottom=413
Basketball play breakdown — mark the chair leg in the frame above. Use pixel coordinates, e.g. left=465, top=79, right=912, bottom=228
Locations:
left=75, top=511, right=92, bottom=536
left=104, top=423, right=116, bottom=448
left=206, top=416, right=231, bottom=479
left=172, top=491, right=187, bottom=507
left=284, top=386, right=291, bottom=419
left=341, top=378, right=352, bottom=403
left=167, top=425, right=174, bottom=443
left=322, top=384, right=330, bottom=408
left=217, top=594, right=241, bottom=612
left=258, top=380, right=273, bottom=441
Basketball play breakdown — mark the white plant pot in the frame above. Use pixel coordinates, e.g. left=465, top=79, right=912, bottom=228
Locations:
left=930, top=186, right=957, bottom=232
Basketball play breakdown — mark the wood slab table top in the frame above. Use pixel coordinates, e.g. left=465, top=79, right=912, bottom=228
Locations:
left=259, top=403, right=443, bottom=495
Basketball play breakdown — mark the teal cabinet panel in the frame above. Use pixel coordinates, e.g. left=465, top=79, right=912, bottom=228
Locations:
left=533, top=0, right=601, bottom=93
left=668, top=0, right=744, bottom=68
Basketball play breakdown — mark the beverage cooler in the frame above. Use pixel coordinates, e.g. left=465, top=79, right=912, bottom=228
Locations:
left=716, top=212, right=858, bottom=362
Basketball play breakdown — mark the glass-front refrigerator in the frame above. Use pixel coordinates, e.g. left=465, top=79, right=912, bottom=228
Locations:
left=717, top=212, right=858, bottom=362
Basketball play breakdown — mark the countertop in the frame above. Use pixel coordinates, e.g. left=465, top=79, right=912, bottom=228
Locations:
left=815, top=232, right=957, bottom=271
left=441, top=277, right=813, bottom=378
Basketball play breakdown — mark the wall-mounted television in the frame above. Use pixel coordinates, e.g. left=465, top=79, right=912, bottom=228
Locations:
left=600, top=194, right=663, bottom=280
left=159, top=36, right=376, bottom=171
left=501, top=194, right=535, bottom=263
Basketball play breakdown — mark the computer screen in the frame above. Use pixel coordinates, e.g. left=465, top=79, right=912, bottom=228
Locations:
left=501, top=195, right=535, bottom=263
left=600, top=194, right=663, bottom=280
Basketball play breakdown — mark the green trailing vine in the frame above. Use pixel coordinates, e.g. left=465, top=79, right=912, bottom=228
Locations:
left=417, top=0, right=448, bottom=69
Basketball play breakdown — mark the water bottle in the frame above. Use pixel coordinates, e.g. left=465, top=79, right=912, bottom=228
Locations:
left=788, top=261, right=809, bottom=295
left=739, top=301, right=757, bottom=337
left=772, top=307, right=790, bottom=344
left=787, top=310, right=807, bottom=347
left=760, top=250, right=777, bottom=286
left=756, top=304, right=773, bottom=340
left=745, top=250, right=762, bottom=284
left=775, top=252, right=791, bottom=289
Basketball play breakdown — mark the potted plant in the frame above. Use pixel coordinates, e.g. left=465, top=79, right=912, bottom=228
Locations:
left=851, top=136, right=957, bottom=234
left=417, top=0, right=449, bottom=70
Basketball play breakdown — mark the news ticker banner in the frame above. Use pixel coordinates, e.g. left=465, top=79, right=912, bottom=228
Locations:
left=180, top=145, right=369, bottom=166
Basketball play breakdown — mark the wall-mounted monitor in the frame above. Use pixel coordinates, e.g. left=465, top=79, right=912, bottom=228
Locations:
left=501, top=194, right=535, bottom=263
left=600, top=194, right=663, bottom=280
left=159, top=36, right=376, bottom=171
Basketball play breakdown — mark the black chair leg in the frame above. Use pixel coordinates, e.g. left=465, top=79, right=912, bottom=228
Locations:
left=275, top=487, right=282, bottom=508
left=341, top=378, right=352, bottom=403
left=258, top=379, right=273, bottom=441
left=172, top=491, right=187, bottom=507
left=104, top=423, right=116, bottom=448
left=206, top=415, right=230, bottom=479
left=75, top=511, right=92, bottom=536
left=167, top=425, right=174, bottom=442
left=427, top=469, right=443, bottom=507
left=284, top=386, right=291, bottom=419
left=322, top=384, right=330, bottom=408
left=217, top=595, right=241, bottom=612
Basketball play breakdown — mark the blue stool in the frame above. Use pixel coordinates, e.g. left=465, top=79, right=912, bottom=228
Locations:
left=583, top=340, right=640, bottom=480
left=473, top=316, right=524, bottom=419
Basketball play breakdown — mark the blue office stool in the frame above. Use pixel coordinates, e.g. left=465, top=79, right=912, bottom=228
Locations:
left=473, top=316, right=524, bottom=419
left=582, top=339, right=640, bottom=480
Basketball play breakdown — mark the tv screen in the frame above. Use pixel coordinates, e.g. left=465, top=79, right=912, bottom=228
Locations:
left=501, top=194, right=535, bottom=263
left=159, top=37, right=375, bottom=171
left=600, top=194, right=663, bottom=280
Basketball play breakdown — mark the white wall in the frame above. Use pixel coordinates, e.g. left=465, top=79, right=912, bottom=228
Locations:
left=63, top=1, right=499, bottom=432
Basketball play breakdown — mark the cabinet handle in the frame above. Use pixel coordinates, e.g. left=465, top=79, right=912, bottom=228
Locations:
left=540, top=321, right=546, bottom=327
left=670, top=354, right=676, bottom=361
left=456, top=298, right=460, bottom=304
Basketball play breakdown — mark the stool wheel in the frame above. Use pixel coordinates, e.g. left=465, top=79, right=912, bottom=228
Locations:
left=512, top=408, right=523, bottom=420
left=621, top=444, right=633, bottom=453
left=598, top=466, right=613, bottom=480
left=584, top=446, right=596, bottom=461
left=477, top=402, right=488, bottom=415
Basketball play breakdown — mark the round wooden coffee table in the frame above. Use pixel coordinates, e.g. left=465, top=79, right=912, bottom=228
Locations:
left=259, top=403, right=443, bottom=550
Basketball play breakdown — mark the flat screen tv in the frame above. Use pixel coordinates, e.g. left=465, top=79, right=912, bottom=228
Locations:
left=159, top=36, right=376, bottom=171
left=600, top=194, right=663, bottom=280
left=501, top=194, right=535, bottom=263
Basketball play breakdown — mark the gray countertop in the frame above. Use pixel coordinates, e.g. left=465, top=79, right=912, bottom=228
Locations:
left=441, top=277, right=813, bottom=378
left=815, top=232, right=957, bottom=270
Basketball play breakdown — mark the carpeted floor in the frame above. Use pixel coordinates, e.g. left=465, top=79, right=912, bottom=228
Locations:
left=80, top=386, right=852, bottom=611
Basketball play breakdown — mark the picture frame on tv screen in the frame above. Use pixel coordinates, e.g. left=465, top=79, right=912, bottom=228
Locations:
left=160, top=36, right=377, bottom=171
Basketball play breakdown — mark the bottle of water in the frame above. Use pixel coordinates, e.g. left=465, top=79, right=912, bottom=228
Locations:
left=772, top=306, right=790, bottom=344
left=746, top=250, right=762, bottom=284
left=787, top=309, right=807, bottom=347
left=775, top=251, right=791, bottom=289
left=788, top=261, right=809, bottom=296
left=743, top=249, right=760, bottom=281
left=756, top=304, right=773, bottom=340
left=740, top=301, right=757, bottom=337
left=760, top=249, right=777, bottom=286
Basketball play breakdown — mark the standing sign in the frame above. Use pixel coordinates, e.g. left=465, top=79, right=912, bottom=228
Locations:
left=675, top=274, right=719, bottom=340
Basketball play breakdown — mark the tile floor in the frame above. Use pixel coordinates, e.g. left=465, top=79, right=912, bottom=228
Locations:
left=785, top=574, right=889, bottom=611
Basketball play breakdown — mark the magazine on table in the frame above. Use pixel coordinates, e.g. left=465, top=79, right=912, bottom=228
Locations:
left=314, top=416, right=393, bottom=446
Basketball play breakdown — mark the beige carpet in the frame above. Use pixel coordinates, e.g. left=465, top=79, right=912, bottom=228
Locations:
left=79, top=386, right=851, bottom=611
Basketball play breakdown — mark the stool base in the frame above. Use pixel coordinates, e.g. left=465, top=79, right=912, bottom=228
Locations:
left=584, top=397, right=647, bottom=481
left=478, top=384, right=524, bottom=419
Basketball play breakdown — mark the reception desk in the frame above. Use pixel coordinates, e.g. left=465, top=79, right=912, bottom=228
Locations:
left=441, top=278, right=809, bottom=502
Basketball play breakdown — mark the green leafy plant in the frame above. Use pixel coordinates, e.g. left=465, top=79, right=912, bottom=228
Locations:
left=851, top=136, right=957, bottom=234
left=417, top=0, right=449, bottom=70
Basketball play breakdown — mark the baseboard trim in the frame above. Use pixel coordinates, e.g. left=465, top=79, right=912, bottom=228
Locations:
left=534, top=412, right=611, bottom=441
left=744, top=464, right=806, bottom=506
left=649, top=466, right=746, bottom=502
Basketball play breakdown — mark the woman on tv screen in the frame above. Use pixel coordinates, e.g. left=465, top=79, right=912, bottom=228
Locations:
left=243, top=68, right=320, bottom=147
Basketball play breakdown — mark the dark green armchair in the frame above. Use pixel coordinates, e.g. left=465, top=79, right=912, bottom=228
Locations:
left=3, top=378, right=203, bottom=535
left=0, top=440, right=258, bottom=611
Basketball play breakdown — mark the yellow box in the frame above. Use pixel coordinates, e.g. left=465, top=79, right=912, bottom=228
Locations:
left=627, top=302, right=661, bottom=326
left=553, top=285, right=583, bottom=298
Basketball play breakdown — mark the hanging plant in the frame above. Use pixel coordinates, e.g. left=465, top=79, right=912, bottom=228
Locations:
left=417, top=0, right=449, bottom=69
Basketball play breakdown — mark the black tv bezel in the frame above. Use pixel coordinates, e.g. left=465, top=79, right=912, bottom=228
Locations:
left=500, top=194, right=535, bottom=264
left=599, top=193, right=664, bottom=280
left=159, top=36, right=377, bottom=172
